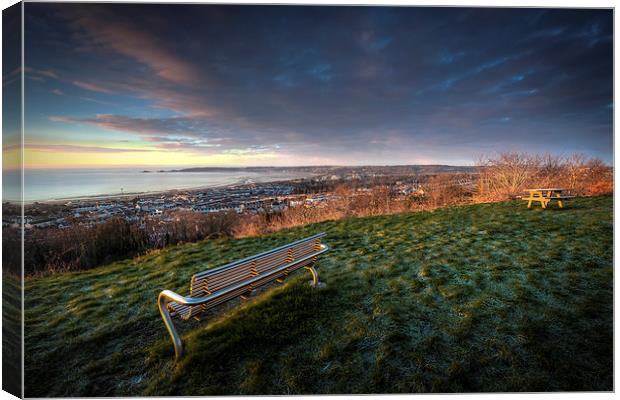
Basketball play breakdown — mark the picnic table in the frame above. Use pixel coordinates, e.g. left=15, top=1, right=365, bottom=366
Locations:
left=522, top=188, right=574, bottom=209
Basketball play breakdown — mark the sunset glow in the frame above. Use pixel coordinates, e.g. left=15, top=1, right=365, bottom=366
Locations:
left=20, top=5, right=612, bottom=169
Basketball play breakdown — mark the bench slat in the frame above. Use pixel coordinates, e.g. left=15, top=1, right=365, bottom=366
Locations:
left=201, top=263, right=254, bottom=283
left=206, top=271, right=254, bottom=292
left=292, top=246, right=320, bottom=259
left=256, top=255, right=290, bottom=274
left=252, top=259, right=314, bottom=288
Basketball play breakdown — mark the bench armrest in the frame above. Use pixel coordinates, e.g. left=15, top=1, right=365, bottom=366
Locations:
left=159, top=289, right=198, bottom=305
left=157, top=288, right=216, bottom=360
left=157, top=290, right=188, bottom=360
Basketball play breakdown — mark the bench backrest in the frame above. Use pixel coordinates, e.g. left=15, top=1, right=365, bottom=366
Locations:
left=180, top=233, right=325, bottom=317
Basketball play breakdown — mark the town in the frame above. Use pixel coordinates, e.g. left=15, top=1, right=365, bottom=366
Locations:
left=7, top=169, right=444, bottom=231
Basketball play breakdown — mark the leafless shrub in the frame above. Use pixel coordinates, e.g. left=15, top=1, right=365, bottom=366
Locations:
left=27, top=217, right=149, bottom=274
left=24, top=211, right=241, bottom=275
left=235, top=204, right=344, bottom=238
left=158, top=210, right=239, bottom=246
left=347, top=186, right=395, bottom=216
left=476, top=152, right=541, bottom=200
left=420, top=174, right=471, bottom=208
left=475, top=152, right=612, bottom=201
left=580, top=158, right=613, bottom=195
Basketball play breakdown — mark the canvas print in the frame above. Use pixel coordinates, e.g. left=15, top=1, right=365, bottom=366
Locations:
left=2, top=2, right=614, bottom=397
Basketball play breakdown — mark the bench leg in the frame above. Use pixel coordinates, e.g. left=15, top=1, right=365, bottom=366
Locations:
left=158, top=292, right=184, bottom=361
left=527, top=199, right=532, bottom=208
left=305, top=265, right=325, bottom=288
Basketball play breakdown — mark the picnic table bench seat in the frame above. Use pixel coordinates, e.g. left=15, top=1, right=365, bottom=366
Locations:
left=158, top=233, right=329, bottom=360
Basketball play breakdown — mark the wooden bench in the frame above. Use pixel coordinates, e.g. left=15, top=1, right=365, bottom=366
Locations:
left=157, top=233, right=329, bottom=360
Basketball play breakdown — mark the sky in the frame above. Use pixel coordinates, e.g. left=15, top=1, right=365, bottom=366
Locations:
left=14, top=4, right=614, bottom=168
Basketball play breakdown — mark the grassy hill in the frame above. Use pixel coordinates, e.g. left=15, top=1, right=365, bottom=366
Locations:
left=24, top=196, right=613, bottom=396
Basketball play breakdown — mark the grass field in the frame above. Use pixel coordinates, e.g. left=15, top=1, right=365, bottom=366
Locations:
left=24, top=196, right=613, bottom=396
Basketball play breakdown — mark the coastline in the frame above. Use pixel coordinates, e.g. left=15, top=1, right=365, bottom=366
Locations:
left=9, top=165, right=477, bottom=205
left=19, top=173, right=318, bottom=205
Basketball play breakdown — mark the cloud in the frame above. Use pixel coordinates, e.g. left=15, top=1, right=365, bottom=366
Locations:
left=47, top=112, right=293, bottom=156
left=48, top=116, right=72, bottom=123
left=72, top=80, right=114, bottom=94
left=23, top=67, right=60, bottom=80
left=223, top=145, right=278, bottom=155
left=48, top=113, right=241, bottom=153
left=6, top=143, right=156, bottom=153
left=80, top=96, right=116, bottom=106
left=50, top=114, right=207, bottom=136
left=26, top=6, right=614, bottom=164
left=67, top=5, right=203, bottom=85
left=51, top=89, right=64, bottom=96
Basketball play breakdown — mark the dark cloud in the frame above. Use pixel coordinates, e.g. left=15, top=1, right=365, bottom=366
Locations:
left=5, top=143, right=156, bottom=153
left=25, top=5, right=613, bottom=164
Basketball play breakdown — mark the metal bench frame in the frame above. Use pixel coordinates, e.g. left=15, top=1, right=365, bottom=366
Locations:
left=158, top=233, right=329, bottom=360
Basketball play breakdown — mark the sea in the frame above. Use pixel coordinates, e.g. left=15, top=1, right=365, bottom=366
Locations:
left=2, top=168, right=315, bottom=203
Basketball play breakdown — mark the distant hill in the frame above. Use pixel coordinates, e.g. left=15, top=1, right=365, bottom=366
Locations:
left=160, top=165, right=477, bottom=175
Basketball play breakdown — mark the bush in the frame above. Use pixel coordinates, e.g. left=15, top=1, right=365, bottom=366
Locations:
left=476, top=152, right=612, bottom=201
left=23, top=211, right=240, bottom=275
left=26, top=218, right=149, bottom=274
left=419, top=174, right=471, bottom=208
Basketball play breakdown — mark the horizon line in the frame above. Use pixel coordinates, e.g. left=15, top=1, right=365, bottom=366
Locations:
left=11, top=162, right=479, bottom=171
